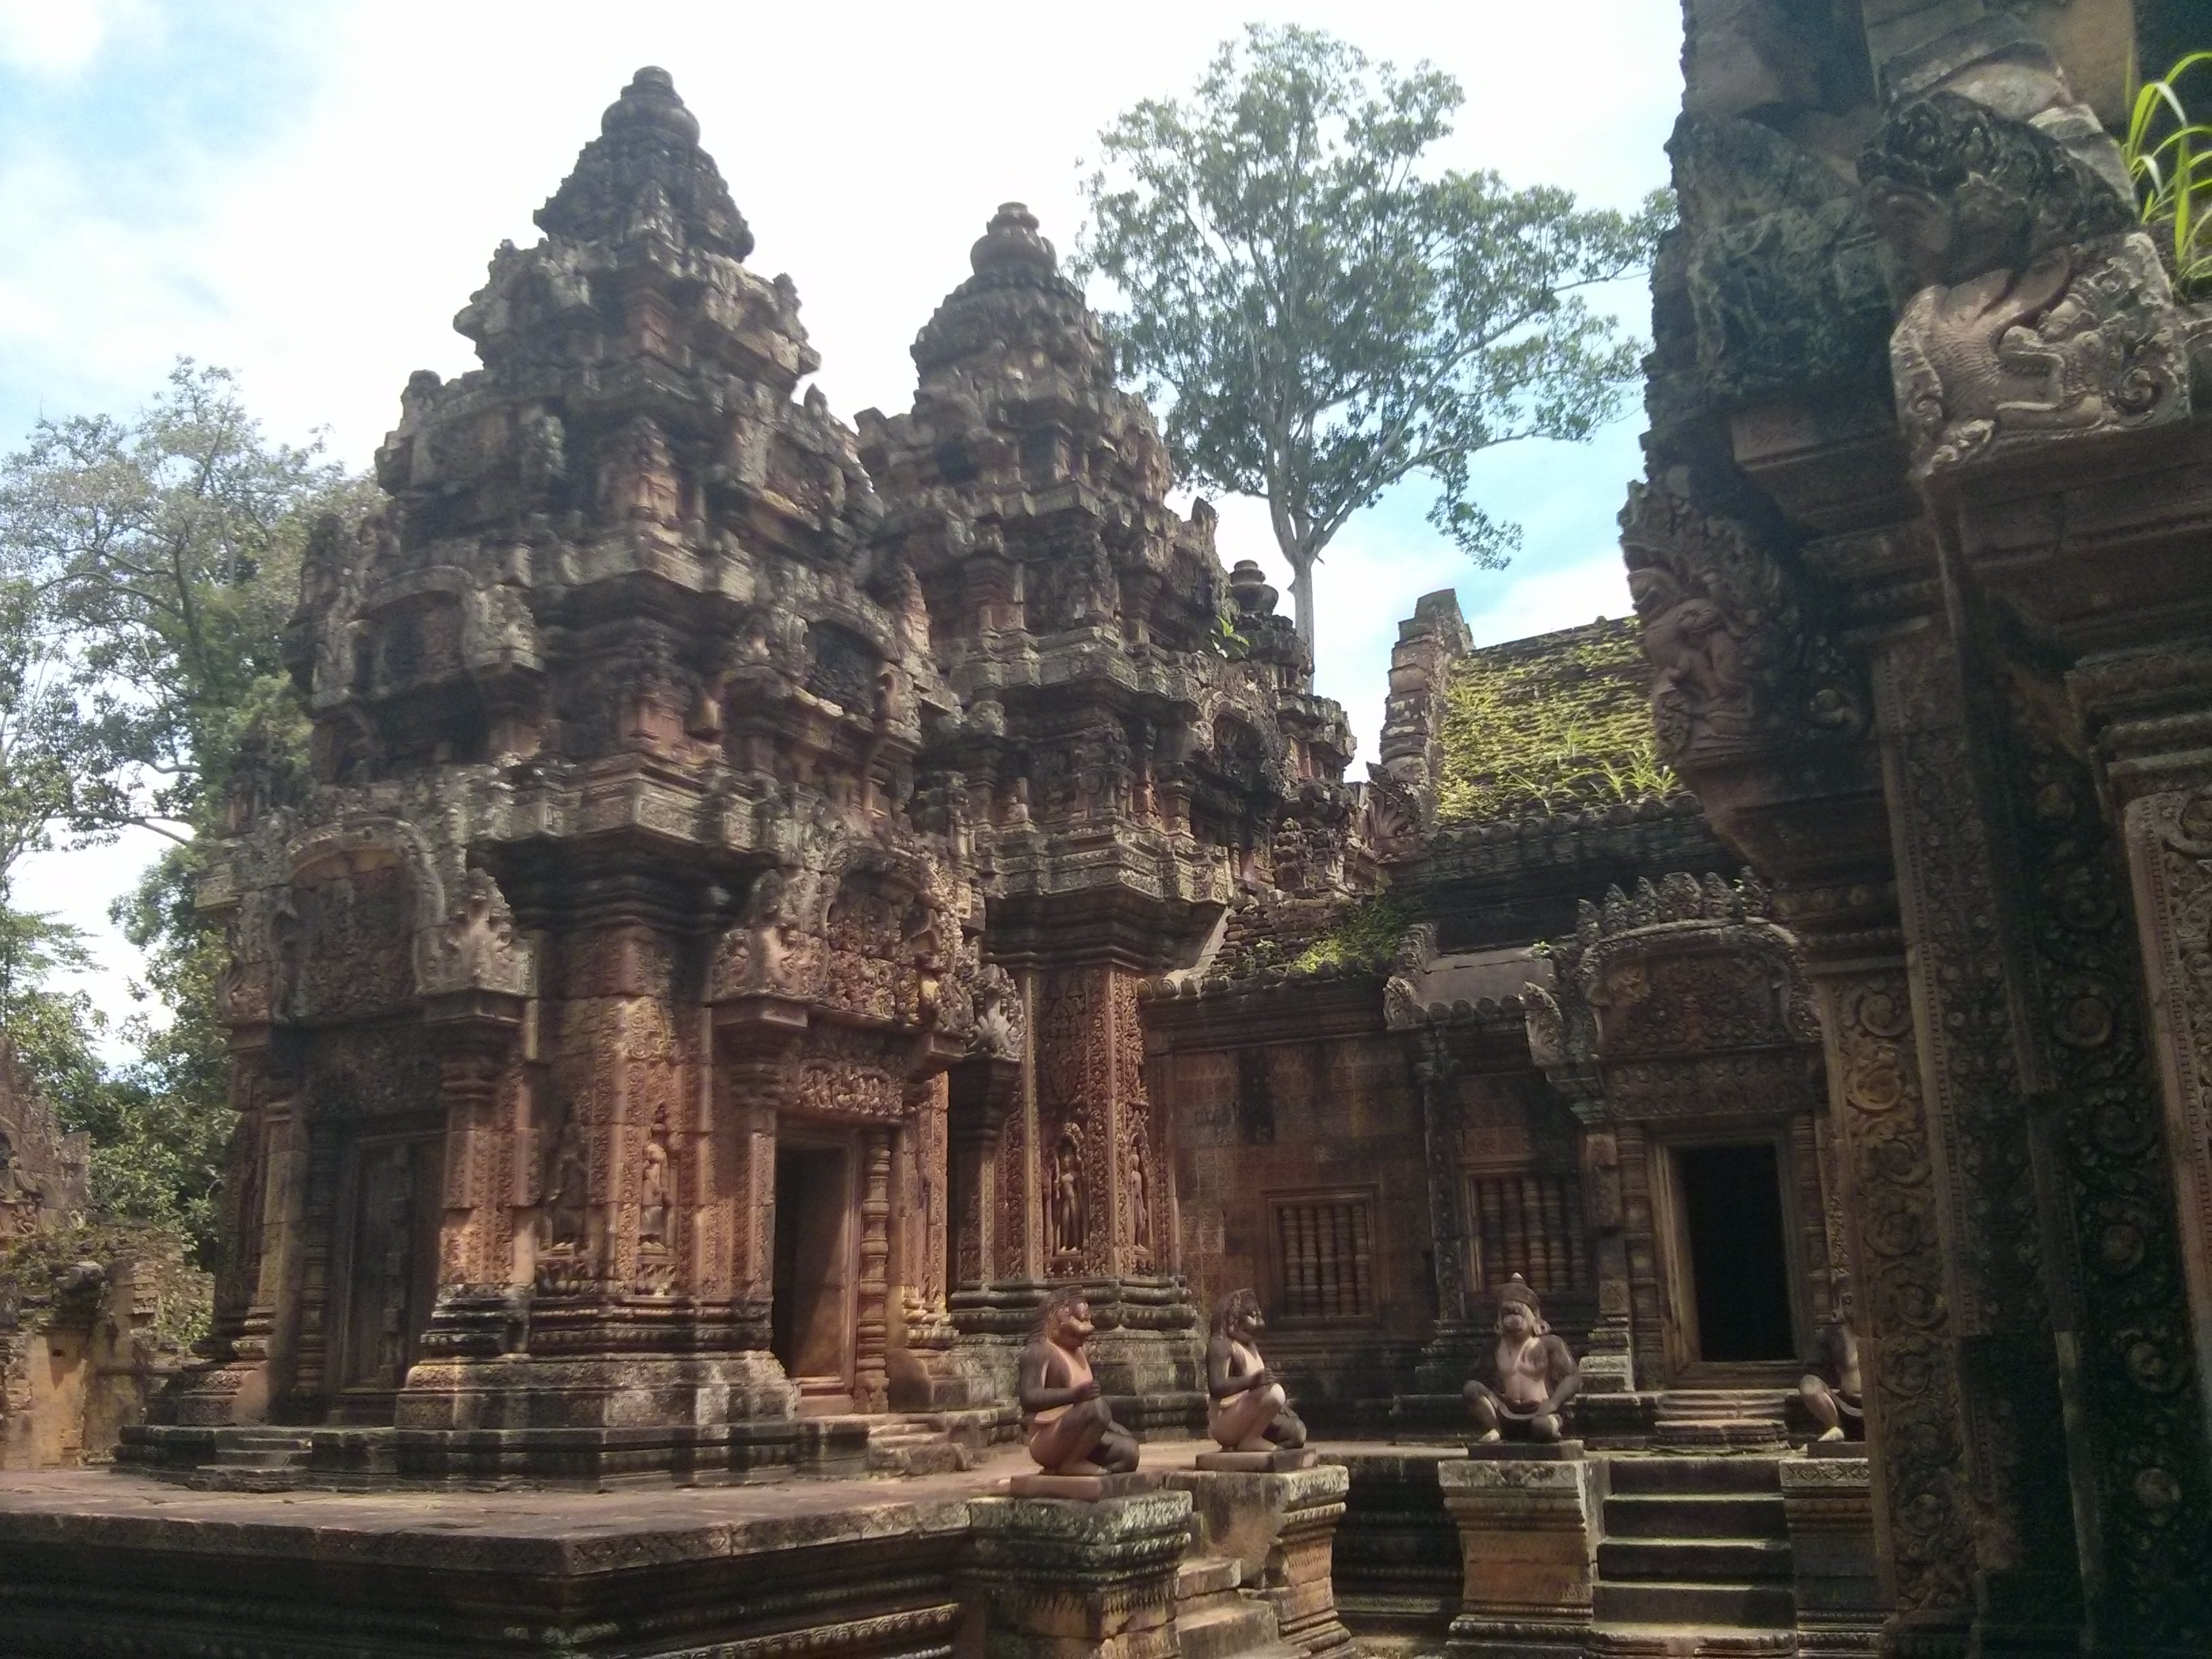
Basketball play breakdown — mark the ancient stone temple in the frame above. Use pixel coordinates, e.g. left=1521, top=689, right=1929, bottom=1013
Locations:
left=1618, top=1, right=2212, bottom=1654
left=157, top=70, right=1336, bottom=1480
left=5, top=7, right=2208, bottom=1654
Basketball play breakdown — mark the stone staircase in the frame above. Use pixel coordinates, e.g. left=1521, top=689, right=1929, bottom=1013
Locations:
left=859, top=1414, right=974, bottom=1477
left=1593, top=1455, right=1796, bottom=1652
left=855, top=1405, right=1017, bottom=1475
left=1172, top=1551, right=1296, bottom=1659
left=197, top=1429, right=315, bottom=1491
left=1650, top=1389, right=1791, bottom=1452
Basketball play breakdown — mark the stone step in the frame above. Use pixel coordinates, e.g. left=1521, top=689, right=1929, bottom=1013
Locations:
left=1602, top=1493, right=1788, bottom=1540
left=1599, top=1537, right=1793, bottom=1582
left=209, top=1450, right=310, bottom=1471
left=1175, top=1593, right=1293, bottom=1659
left=1593, top=1581, right=1795, bottom=1629
left=184, top=1467, right=306, bottom=1493
left=861, top=1427, right=972, bottom=1477
left=1607, top=1456, right=1782, bottom=1495
left=1651, top=1421, right=1790, bottom=1452
left=1589, top=1624, right=1797, bottom=1657
left=1176, top=1554, right=1244, bottom=1600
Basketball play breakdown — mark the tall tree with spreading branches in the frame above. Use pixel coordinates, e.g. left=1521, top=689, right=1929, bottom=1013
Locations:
left=1079, top=25, right=1671, bottom=650
left=0, top=361, right=367, bottom=1259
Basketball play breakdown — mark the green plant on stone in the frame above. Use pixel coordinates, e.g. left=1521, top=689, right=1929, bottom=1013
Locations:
left=2124, top=50, right=2212, bottom=296
left=1289, top=897, right=1406, bottom=975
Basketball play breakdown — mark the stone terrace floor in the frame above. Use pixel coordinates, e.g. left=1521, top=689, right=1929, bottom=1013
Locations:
left=0, top=1438, right=1431, bottom=1567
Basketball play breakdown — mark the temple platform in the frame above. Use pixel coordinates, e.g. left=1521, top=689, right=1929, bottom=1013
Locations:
left=0, top=1439, right=1355, bottom=1658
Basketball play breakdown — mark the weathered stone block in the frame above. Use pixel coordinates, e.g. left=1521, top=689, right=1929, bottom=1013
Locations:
left=1780, top=1454, right=1884, bottom=1656
left=1166, top=1462, right=1352, bottom=1658
left=1194, top=1448, right=1316, bottom=1472
left=966, top=1488, right=1193, bottom=1659
left=1437, top=1452, right=1599, bottom=1659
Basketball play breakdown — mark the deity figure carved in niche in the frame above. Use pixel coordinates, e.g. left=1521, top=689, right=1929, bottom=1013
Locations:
left=1801, top=1276, right=1864, bottom=1443
left=1048, top=1129, right=1084, bottom=1258
left=1019, top=1289, right=1138, bottom=1475
left=639, top=1136, right=671, bottom=1247
left=538, top=1107, right=592, bottom=1292
left=1206, top=1289, right=1306, bottom=1452
left=1463, top=1275, right=1582, bottom=1443
left=1126, top=1134, right=1150, bottom=1261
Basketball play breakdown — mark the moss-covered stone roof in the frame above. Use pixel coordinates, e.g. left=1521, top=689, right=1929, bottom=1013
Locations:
left=1434, top=617, right=1673, bottom=825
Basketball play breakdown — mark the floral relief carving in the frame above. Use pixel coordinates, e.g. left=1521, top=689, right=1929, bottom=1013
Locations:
left=2006, top=727, right=2212, bottom=1633
left=1826, top=970, right=1974, bottom=1613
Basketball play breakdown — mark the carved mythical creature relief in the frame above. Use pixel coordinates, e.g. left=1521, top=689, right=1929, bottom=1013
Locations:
left=711, top=867, right=807, bottom=998
left=968, top=963, right=1025, bottom=1060
left=419, top=867, right=530, bottom=999
left=1861, top=94, right=2188, bottom=476
left=1886, top=232, right=2188, bottom=474
left=1621, top=483, right=1863, bottom=769
left=1358, top=773, right=1422, bottom=865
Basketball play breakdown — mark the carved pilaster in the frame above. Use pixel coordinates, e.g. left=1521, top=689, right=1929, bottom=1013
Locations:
left=2120, top=783, right=2212, bottom=1453
left=1994, top=691, right=2212, bottom=1650
left=1811, top=960, right=1974, bottom=1646
left=1873, top=619, right=2086, bottom=1641
left=1414, top=1034, right=1469, bottom=1328
left=856, top=1125, right=892, bottom=1411
left=426, top=1006, right=521, bottom=1292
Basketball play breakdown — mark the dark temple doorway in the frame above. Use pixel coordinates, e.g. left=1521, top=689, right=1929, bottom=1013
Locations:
left=1675, top=1143, right=1795, bottom=1363
left=771, top=1143, right=855, bottom=1408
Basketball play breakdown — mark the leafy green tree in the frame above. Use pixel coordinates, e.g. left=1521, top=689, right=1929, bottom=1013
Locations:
left=0, top=361, right=367, bottom=1261
left=1079, top=25, right=1671, bottom=649
left=0, top=359, right=363, bottom=845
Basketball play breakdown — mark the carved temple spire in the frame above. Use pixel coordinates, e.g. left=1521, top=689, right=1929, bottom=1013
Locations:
left=534, top=65, right=754, bottom=260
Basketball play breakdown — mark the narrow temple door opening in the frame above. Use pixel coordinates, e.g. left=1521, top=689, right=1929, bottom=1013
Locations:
left=1673, top=1142, right=1796, bottom=1364
left=771, top=1142, right=856, bottom=1412
left=331, top=1132, right=443, bottom=1421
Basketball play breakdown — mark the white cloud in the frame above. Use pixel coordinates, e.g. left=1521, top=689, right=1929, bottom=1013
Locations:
left=0, top=0, right=108, bottom=75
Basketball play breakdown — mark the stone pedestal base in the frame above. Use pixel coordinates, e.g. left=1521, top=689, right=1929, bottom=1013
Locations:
left=1196, top=1448, right=1317, bottom=1472
left=1437, top=1449, right=1599, bottom=1659
left=1780, top=1454, right=1883, bottom=1656
left=1006, top=1471, right=1162, bottom=1500
left=164, top=1357, right=272, bottom=1427
left=1465, top=1439, right=1583, bottom=1460
left=392, top=1353, right=808, bottom=1480
left=1166, top=1462, right=1353, bottom=1658
left=966, top=1487, right=1193, bottom=1659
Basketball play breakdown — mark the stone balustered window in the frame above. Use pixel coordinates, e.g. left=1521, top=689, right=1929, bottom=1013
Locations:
left=1469, top=1173, right=1587, bottom=1296
left=1273, top=1193, right=1374, bottom=1322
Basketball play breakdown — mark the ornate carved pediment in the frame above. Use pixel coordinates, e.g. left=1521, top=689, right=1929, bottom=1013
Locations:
left=1528, top=872, right=1822, bottom=1123
left=1860, top=94, right=2190, bottom=477
left=1620, top=483, right=1865, bottom=768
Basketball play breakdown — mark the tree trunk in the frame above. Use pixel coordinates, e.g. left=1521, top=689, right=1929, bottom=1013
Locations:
left=1288, top=553, right=1316, bottom=653
left=1267, top=486, right=1317, bottom=655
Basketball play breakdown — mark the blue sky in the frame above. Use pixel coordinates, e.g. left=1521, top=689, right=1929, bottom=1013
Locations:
left=1, top=0, right=1683, bottom=1036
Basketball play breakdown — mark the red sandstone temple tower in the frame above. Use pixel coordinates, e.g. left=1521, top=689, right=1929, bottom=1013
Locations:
left=861, top=202, right=1353, bottom=1411
left=175, top=70, right=1347, bottom=1475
